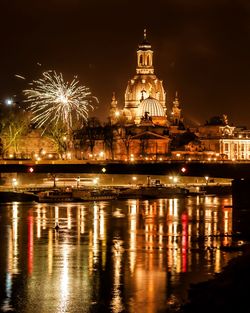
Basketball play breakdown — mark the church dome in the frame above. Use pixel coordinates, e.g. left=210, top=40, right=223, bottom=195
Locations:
left=138, top=96, right=165, bottom=117
left=123, top=31, right=166, bottom=122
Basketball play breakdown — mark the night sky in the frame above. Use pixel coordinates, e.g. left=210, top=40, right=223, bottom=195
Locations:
left=1, top=0, right=250, bottom=127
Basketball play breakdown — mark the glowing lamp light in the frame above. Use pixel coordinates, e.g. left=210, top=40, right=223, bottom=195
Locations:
left=12, top=178, right=18, bottom=187
left=181, top=167, right=187, bottom=173
left=28, top=167, right=34, bottom=173
left=5, top=98, right=13, bottom=106
left=101, top=167, right=106, bottom=173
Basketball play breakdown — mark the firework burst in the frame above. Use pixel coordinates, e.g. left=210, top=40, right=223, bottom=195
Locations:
left=23, top=71, right=97, bottom=130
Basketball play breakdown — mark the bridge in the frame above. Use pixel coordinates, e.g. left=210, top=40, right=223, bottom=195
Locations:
left=2, top=159, right=250, bottom=236
left=0, top=159, right=250, bottom=178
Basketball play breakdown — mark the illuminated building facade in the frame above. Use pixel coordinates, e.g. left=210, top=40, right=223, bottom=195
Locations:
left=2, top=31, right=250, bottom=162
left=196, top=122, right=250, bottom=160
left=123, top=29, right=167, bottom=124
left=108, top=30, right=185, bottom=160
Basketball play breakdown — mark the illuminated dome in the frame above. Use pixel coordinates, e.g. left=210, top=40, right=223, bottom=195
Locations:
left=138, top=96, right=165, bottom=117
left=123, top=30, right=166, bottom=121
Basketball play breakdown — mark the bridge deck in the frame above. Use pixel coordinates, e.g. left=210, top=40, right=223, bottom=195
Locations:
left=0, top=160, right=249, bottom=178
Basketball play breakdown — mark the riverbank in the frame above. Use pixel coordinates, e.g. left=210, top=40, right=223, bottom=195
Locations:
left=0, top=183, right=232, bottom=203
left=180, top=245, right=250, bottom=313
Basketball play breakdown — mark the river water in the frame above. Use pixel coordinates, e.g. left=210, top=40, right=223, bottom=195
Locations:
left=0, top=196, right=241, bottom=313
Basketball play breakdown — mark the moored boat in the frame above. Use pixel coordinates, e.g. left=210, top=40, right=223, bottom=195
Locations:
left=0, top=191, right=38, bottom=203
left=118, top=185, right=189, bottom=199
left=38, top=189, right=78, bottom=203
left=38, top=188, right=118, bottom=203
left=73, top=188, right=118, bottom=201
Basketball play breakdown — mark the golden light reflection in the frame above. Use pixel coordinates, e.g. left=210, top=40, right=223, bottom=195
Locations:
left=48, top=229, right=53, bottom=275
left=99, top=204, right=107, bottom=270
left=55, top=206, right=59, bottom=226
left=7, top=227, right=13, bottom=273
left=42, top=207, right=46, bottom=229
left=111, top=239, right=124, bottom=313
left=59, top=242, right=69, bottom=312
left=215, top=248, right=221, bottom=273
left=0, top=196, right=237, bottom=313
left=37, top=207, right=41, bottom=238
left=12, top=203, right=19, bottom=274
left=158, top=200, right=164, bottom=217
left=128, top=200, right=137, bottom=274
left=80, top=206, right=85, bottom=234
left=67, top=205, right=72, bottom=230
left=93, top=203, right=99, bottom=265
left=99, top=207, right=105, bottom=240
left=223, top=207, right=232, bottom=246
left=28, top=211, right=33, bottom=275
left=3, top=224, right=14, bottom=311
left=159, top=223, right=164, bottom=250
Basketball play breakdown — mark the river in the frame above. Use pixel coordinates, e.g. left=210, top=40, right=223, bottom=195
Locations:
left=0, top=195, right=241, bottom=313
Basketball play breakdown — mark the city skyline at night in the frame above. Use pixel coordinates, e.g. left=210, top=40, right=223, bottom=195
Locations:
left=1, top=1, right=250, bottom=127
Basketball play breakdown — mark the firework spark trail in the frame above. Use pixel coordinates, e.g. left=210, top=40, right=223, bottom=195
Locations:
left=23, top=71, right=97, bottom=130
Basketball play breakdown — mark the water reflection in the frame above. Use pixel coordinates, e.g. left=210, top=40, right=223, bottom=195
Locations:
left=0, top=196, right=239, bottom=312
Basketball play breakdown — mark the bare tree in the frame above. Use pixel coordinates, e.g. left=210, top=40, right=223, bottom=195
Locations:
left=1, top=111, right=30, bottom=157
left=103, top=121, right=117, bottom=160
left=75, top=117, right=102, bottom=158
left=117, top=125, right=132, bottom=160
left=44, top=123, right=67, bottom=159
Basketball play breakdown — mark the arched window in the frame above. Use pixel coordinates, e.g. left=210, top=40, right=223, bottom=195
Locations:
left=147, top=55, right=150, bottom=66
left=139, top=54, right=143, bottom=65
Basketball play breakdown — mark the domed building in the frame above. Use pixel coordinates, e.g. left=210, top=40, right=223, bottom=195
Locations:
left=106, top=30, right=171, bottom=160
left=136, top=96, right=168, bottom=126
left=123, top=30, right=167, bottom=122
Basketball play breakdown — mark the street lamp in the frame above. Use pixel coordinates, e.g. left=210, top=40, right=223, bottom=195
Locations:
left=132, top=176, right=137, bottom=186
left=3, top=98, right=19, bottom=107
left=76, top=176, right=80, bottom=188
left=173, top=177, right=178, bottom=184
left=5, top=98, right=14, bottom=106
left=12, top=178, right=18, bottom=190
left=205, top=176, right=209, bottom=185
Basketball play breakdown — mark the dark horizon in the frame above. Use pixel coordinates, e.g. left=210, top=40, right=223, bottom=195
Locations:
left=1, top=0, right=250, bottom=127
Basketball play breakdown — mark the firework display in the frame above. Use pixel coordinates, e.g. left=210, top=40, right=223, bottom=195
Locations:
left=23, top=71, right=96, bottom=130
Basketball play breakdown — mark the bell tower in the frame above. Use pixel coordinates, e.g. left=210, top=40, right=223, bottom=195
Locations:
left=124, top=30, right=166, bottom=121
left=136, top=29, right=154, bottom=75
left=172, top=92, right=182, bottom=125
